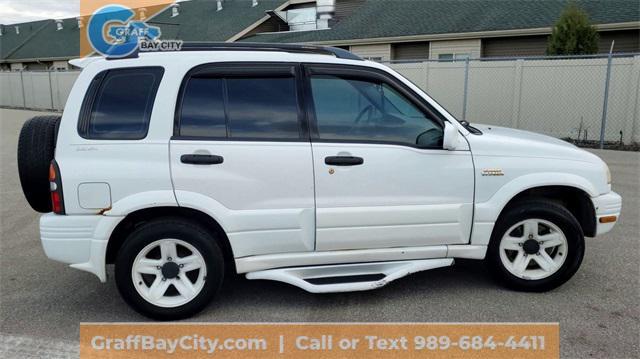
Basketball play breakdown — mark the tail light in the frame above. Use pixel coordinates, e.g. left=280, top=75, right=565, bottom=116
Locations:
left=49, top=160, right=65, bottom=214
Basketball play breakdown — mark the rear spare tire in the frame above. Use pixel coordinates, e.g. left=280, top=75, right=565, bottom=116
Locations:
left=17, top=115, right=61, bottom=213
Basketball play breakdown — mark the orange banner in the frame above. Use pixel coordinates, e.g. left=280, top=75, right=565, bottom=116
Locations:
left=80, top=323, right=559, bottom=358
left=80, top=0, right=174, bottom=57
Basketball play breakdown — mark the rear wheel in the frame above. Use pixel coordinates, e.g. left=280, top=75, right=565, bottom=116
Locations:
left=115, top=218, right=224, bottom=320
left=487, top=200, right=585, bottom=292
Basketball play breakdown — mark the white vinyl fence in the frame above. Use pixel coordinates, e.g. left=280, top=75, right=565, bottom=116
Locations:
left=0, top=70, right=79, bottom=111
left=1, top=54, right=639, bottom=145
left=388, top=55, right=640, bottom=145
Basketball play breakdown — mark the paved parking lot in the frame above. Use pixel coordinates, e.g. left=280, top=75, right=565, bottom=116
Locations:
left=1, top=108, right=638, bottom=358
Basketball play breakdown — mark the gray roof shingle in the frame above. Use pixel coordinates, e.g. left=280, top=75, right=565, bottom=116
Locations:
left=1, top=0, right=286, bottom=62
left=1, top=0, right=637, bottom=62
left=240, top=0, right=640, bottom=43
left=2, top=18, right=80, bottom=61
left=148, top=0, right=286, bottom=41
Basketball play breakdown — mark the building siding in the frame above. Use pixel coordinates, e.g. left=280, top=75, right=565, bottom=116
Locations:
left=482, top=30, right=640, bottom=57
left=430, top=39, right=482, bottom=59
left=598, top=29, right=640, bottom=53
left=392, top=42, right=429, bottom=61
left=482, top=36, right=548, bottom=57
left=350, top=43, right=391, bottom=61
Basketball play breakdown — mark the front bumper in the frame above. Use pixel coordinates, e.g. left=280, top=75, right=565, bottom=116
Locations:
left=592, top=191, right=622, bottom=236
left=40, top=213, right=122, bottom=282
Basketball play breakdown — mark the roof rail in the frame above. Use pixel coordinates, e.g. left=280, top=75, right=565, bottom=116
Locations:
left=107, top=42, right=363, bottom=61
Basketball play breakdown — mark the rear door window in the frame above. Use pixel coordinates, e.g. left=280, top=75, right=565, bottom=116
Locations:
left=225, top=77, right=300, bottom=139
left=79, top=67, right=164, bottom=140
left=177, top=65, right=302, bottom=140
left=179, top=78, right=227, bottom=138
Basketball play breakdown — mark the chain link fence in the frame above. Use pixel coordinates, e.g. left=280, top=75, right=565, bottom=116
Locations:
left=387, top=54, right=640, bottom=150
left=1, top=54, right=639, bottom=150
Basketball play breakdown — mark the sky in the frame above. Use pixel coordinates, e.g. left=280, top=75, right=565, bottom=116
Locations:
left=0, top=0, right=188, bottom=25
left=0, top=0, right=80, bottom=24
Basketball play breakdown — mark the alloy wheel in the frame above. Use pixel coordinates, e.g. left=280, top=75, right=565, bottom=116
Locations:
left=499, top=218, right=568, bottom=280
left=131, top=238, right=207, bottom=308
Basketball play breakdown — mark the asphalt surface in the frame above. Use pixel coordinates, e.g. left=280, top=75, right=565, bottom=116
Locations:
left=1, top=108, right=638, bottom=358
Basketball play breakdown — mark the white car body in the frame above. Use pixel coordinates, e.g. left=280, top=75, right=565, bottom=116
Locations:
left=40, top=50, right=621, bottom=292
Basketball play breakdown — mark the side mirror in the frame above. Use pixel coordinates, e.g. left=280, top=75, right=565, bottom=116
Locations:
left=443, top=121, right=461, bottom=150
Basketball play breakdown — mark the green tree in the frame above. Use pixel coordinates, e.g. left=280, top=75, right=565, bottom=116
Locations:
left=547, top=2, right=599, bottom=55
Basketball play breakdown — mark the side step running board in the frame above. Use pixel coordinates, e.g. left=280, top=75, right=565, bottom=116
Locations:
left=245, top=259, right=454, bottom=293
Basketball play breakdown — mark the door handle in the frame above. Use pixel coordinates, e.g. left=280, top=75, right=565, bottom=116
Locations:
left=325, top=156, right=364, bottom=166
left=180, top=154, right=224, bottom=165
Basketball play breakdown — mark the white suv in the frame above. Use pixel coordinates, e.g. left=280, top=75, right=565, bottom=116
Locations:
left=17, top=43, right=622, bottom=320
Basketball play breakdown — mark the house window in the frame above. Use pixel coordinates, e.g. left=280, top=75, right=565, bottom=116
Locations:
left=438, top=53, right=471, bottom=62
left=362, top=56, right=383, bottom=62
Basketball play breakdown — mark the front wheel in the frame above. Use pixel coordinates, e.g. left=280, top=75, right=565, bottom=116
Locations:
left=115, top=218, right=224, bottom=320
left=487, top=200, right=585, bottom=292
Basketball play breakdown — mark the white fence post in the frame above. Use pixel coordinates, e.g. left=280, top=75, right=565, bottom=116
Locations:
left=462, top=57, right=470, bottom=121
left=629, top=55, right=640, bottom=144
left=48, top=70, right=55, bottom=110
left=54, top=72, right=61, bottom=110
left=424, top=61, right=430, bottom=92
left=511, top=59, right=524, bottom=129
left=19, top=70, right=26, bottom=108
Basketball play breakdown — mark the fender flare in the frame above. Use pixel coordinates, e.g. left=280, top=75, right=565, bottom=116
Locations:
left=105, top=190, right=179, bottom=216
left=475, top=172, right=598, bottom=223
left=470, top=172, right=598, bottom=246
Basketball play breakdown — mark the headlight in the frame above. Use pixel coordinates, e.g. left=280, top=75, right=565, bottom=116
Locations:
left=605, top=164, right=612, bottom=184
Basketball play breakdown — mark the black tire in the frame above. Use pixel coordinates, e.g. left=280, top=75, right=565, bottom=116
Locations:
left=17, top=115, right=61, bottom=213
left=115, top=218, right=225, bottom=320
left=486, top=200, right=585, bottom=292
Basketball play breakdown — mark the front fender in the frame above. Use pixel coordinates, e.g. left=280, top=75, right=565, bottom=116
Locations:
left=470, top=172, right=598, bottom=246
left=475, top=172, right=598, bottom=223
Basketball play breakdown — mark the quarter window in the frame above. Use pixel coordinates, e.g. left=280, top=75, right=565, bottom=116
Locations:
left=79, top=67, right=164, bottom=140
left=310, top=75, right=443, bottom=148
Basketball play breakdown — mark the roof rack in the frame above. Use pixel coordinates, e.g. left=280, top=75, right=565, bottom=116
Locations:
left=108, top=42, right=363, bottom=61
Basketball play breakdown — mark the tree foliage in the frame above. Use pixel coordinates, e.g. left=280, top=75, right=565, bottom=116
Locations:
left=547, top=2, right=599, bottom=55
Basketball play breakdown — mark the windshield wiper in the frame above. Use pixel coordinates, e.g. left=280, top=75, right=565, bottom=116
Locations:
left=459, top=120, right=482, bottom=135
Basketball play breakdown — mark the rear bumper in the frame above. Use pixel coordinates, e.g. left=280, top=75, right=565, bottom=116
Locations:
left=40, top=213, right=122, bottom=282
left=592, top=191, right=622, bottom=236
